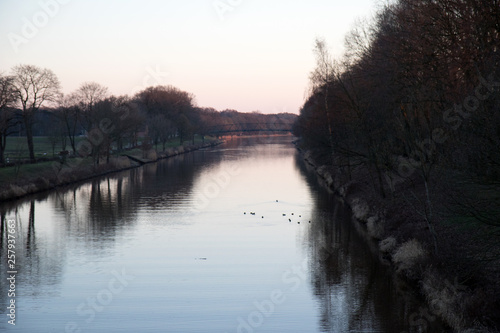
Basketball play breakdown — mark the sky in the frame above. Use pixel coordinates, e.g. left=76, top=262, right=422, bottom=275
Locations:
left=0, top=0, right=377, bottom=114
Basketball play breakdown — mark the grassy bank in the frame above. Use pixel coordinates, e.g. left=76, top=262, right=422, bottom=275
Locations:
left=297, top=144, right=500, bottom=333
left=2, top=136, right=87, bottom=161
left=0, top=137, right=222, bottom=201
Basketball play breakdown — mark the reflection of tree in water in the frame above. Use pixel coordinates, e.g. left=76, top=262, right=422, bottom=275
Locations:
left=132, top=150, right=225, bottom=212
left=307, top=199, right=385, bottom=332
left=0, top=200, right=64, bottom=317
left=50, top=176, right=137, bottom=241
left=88, top=177, right=131, bottom=232
left=48, top=148, right=227, bottom=238
left=295, top=155, right=448, bottom=333
left=0, top=148, right=225, bottom=322
left=26, top=200, right=35, bottom=255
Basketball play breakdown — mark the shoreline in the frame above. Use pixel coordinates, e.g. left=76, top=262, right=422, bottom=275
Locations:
left=295, top=144, right=498, bottom=333
left=0, top=140, right=223, bottom=202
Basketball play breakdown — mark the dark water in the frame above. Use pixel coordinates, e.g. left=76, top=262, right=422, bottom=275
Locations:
left=0, top=136, right=446, bottom=332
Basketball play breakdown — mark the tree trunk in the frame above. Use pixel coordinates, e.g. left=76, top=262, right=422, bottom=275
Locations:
left=24, top=115, right=36, bottom=163
left=0, top=134, right=6, bottom=164
left=423, top=177, right=439, bottom=255
left=65, top=117, right=76, bottom=155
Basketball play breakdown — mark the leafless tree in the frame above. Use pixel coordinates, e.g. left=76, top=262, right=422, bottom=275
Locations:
left=74, top=82, right=108, bottom=133
left=0, top=74, right=18, bottom=164
left=310, top=38, right=336, bottom=162
left=56, top=93, right=82, bottom=155
left=11, top=64, right=61, bottom=163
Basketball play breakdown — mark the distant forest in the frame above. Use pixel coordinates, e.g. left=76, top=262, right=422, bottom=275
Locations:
left=0, top=71, right=296, bottom=165
left=294, top=0, right=499, bottom=191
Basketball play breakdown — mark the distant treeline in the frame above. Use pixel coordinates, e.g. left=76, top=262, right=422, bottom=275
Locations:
left=0, top=68, right=296, bottom=165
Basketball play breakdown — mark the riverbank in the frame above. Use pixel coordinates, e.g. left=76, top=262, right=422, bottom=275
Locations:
left=0, top=140, right=223, bottom=202
left=296, top=144, right=500, bottom=333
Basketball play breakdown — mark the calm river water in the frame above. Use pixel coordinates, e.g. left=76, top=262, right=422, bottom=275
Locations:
left=0, top=136, right=446, bottom=332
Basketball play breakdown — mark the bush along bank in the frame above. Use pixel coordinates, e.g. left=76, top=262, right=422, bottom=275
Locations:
left=0, top=140, right=223, bottom=202
left=296, top=144, right=500, bottom=333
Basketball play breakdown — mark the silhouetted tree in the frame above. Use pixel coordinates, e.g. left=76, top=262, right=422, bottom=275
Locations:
left=0, top=74, right=18, bottom=164
left=11, top=65, right=61, bottom=163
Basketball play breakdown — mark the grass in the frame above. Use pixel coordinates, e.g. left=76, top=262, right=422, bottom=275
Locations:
left=392, top=239, right=427, bottom=279
left=0, top=135, right=220, bottom=185
left=0, top=158, right=92, bottom=185
left=3, top=136, right=86, bottom=160
left=3, top=135, right=213, bottom=161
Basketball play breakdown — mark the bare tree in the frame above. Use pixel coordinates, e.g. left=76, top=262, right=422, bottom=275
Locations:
left=11, top=64, right=61, bottom=163
left=74, top=82, right=108, bottom=164
left=56, top=93, right=82, bottom=155
left=310, top=38, right=336, bottom=161
left=74, top=82, right=108, bottom=133
left=0, top=74, right=18, bottom=164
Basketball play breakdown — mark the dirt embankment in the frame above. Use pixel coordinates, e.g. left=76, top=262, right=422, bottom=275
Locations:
left=0, top=141, right=222, bottom=202
left=298, top=146, right=500, bottom=333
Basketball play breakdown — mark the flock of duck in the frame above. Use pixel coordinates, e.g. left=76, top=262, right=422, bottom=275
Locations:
left=243, top=200, right=311, bottom=224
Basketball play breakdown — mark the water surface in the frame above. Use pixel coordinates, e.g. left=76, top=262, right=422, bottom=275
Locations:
left=0, top=136, right=446, bottom=332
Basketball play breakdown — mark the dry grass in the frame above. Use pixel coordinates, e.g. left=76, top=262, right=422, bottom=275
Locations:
left=109, top=156, right=131, bottom=169
left=366, top=215, right=384, bottom=239
left=379, top=236, right=397, bottom=254
left=392, top=239, right=427, bottom=278
left=421, top=270, right=466, bottom=331
left=145, top=149, right=158, bottom=161
left=350, top=197, right=370, bottom=221
left=299, top=147, right=500, bottom=331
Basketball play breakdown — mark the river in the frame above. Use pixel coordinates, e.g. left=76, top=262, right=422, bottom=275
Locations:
left=0, top=135, right=446, bottom=332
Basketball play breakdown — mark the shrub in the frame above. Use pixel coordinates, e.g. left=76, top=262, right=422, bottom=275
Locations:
left=422, top=272, right=466, bottom=331
left=392, top=239, right=427, bottom=278
left=350, top=198, right=369, bottom=221
left=379, top=236, right=397, bottom=254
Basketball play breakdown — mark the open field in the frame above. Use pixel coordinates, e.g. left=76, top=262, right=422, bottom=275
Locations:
left=3, top=135, right=214, bottom=162
left=3, top=136, right=85, bottom=161
left=0, top=136, right=220, bottom=188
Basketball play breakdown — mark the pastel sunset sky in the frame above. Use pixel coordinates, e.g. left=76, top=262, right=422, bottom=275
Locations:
left=0, top=0, right=376, bottom=113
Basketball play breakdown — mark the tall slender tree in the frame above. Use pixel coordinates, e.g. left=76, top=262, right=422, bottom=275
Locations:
left=0, top=74, right=18, bottom=164
left=11, top=65, right=61, bottom=163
